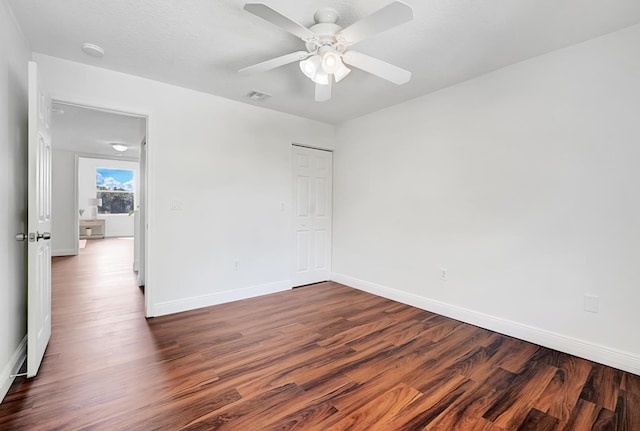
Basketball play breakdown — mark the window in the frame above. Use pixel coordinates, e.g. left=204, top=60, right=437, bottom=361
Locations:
left=96, top=168, right=135, bottom=214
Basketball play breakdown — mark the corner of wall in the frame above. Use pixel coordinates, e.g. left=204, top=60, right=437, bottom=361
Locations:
left=331, top=273, right=640, bottom=376
left=0, top=336, right=27, bottom=404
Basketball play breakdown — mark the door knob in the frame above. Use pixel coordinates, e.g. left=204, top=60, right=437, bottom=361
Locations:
left=16, top=232, right=52, bottom=242
left=37, top=232, right=52, bottom=241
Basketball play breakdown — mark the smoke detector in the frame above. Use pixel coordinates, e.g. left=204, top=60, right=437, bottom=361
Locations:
left=81, top=43, right=105, bottom=58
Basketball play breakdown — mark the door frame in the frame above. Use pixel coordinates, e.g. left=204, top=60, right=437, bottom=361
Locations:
left=50, top=98, right=153, bottom=317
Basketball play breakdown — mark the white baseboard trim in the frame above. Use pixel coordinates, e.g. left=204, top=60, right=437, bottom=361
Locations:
left=331, top=272, right=640, bottom=375
left=152, top=280, right=292, bottom=317
left=1, top=336, right=27, bottom=404
left=52, top=248, right=76, bottom=256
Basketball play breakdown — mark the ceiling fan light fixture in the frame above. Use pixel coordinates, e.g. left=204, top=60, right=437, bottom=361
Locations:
left=300, top=55, right=321, bottom=79
left=240, top=2, right=414, bottom=101
left=300, top=54, right=330, bottom=85
left=311, top=68, right=330, bottom=85
left=333, top=63, right=351, bottom=83
left=321, top=51, right=342, bottom=74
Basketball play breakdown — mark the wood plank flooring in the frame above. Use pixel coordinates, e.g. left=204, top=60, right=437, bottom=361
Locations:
left=1, top=238, right=639, bottom=430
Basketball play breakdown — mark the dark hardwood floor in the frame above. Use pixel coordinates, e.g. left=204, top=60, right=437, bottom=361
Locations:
left=1, top=238, right=639, bottom=430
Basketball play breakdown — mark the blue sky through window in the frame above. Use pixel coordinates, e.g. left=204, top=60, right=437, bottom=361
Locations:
left=96, top=168, right=134, bottom=191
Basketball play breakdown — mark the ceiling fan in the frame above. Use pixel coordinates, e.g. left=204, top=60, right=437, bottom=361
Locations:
left=239, top=2, right=414, bottom=102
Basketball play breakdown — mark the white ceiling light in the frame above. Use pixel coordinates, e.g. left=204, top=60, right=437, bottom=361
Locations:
left=81, top=43, right=105, bottom=58
left=320, top=50, right=351, bottom=83
left=312, top=68, right=330, bottom=85
left=321, top=51, right=341, bottom=74
left=300, top=55, right=321, bottom=80
left=299, top=54, right=332, bottom=85
left=111, top=143, right=128, bottom=152
left=333, top=63, right=351, bottom=83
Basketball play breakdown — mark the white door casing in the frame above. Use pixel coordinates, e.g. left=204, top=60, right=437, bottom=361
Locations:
left=138, top=140, right=146, bottom=289
left=27, top=61, right=53, bottom=378
left=292, top=145, right=332, bottom=286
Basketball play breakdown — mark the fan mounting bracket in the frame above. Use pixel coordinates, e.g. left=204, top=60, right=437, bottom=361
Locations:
left=314, top=7, right=339, bottom=25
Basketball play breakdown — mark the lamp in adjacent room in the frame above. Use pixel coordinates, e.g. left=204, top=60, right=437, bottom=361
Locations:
left=87, top=198, right=102, bottom=219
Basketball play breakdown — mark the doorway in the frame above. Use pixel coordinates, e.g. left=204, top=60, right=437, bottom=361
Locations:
left=50, top=101, right=148, bottom=300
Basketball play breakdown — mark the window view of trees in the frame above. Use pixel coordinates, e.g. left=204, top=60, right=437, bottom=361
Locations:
left=97, top=190, right=134, bottom=214
left=96, top=168, right=135, bottom=214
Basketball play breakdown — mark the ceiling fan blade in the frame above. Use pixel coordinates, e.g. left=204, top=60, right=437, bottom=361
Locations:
left=239, top=51, right=311, bottom=74
left=244, top=3, right=318, bottom=42
left=315, top=80, right=332, bottom=102
left=342, top=51, right=411, bottom=85
left=336, top=1, right=413, bottom=46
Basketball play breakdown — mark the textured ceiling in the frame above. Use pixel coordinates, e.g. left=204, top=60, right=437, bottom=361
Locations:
left=52, top=102, right=145, bottom=159
left=9, top=0, right=640, bottom=124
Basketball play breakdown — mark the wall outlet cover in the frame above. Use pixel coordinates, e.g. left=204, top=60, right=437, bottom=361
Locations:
left=170, top=200, right=184, bottom=210
left=440, top=267, right=448, bottom=281
left=584, top=294, right=599, bottom=313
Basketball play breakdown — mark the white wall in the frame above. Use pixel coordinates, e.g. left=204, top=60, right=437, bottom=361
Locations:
left=51, top=150, right=76, bottom=255
left=35, top=53, right=335, bottom=316
left=0, top=0, right=30, bottom=402
left=78, top=157, right=138, bottom=238
left=333, top=24, right=640, bottom=374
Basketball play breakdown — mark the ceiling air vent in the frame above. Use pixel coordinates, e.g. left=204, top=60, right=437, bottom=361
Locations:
left=245, top=90, right=271, bottom=101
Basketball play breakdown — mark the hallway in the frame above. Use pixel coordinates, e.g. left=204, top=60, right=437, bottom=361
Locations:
left=0, top=238, right=155, bottom=429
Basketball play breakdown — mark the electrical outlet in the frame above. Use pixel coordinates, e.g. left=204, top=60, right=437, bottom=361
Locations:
left=584, top=294, right=599, bottom=313
left=233, top=259, right=240, bottom=270
left=440, top=267, right=448, bottom=281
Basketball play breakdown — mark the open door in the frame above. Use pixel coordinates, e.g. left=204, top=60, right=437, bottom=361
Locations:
left=27, top=61, right=53, bottom=377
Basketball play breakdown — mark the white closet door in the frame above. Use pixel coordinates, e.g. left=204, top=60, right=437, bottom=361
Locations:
left=292, top=146, right=332, bottom=286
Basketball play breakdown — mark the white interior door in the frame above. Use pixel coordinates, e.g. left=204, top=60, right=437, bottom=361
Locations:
left=292, top=145, right=332, bottom=286
left=27, top=61, right=53, bottom=377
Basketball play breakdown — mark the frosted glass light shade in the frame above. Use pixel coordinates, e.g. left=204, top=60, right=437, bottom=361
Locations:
left=321, top=52, right=342, bottom=74
left=300, top=55, right=321, bottom=79
left=333, top=63, right=351, bottom=83
left=301, top=52, right=348, bottom=86
left=311, top=69, right=330, bottom=85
